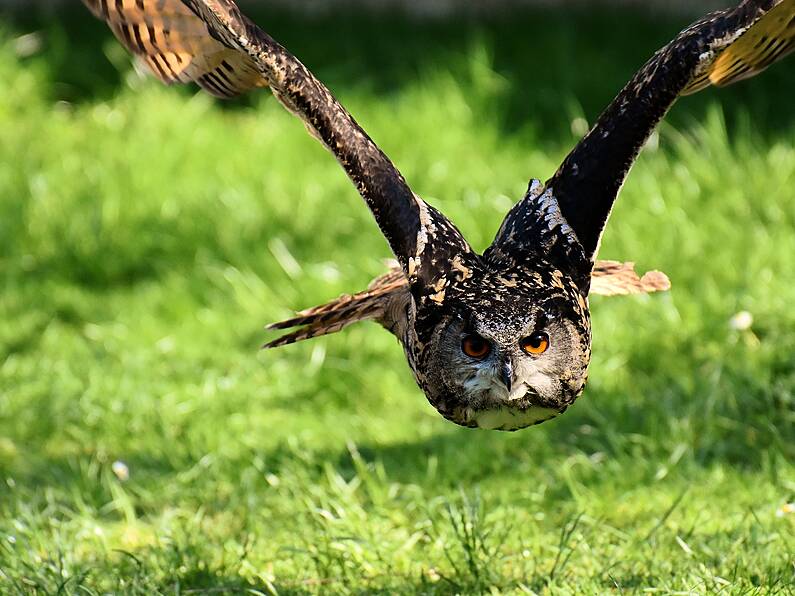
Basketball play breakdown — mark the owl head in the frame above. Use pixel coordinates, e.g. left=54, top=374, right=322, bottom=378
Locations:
left=411, top=261, right=591, bottom=431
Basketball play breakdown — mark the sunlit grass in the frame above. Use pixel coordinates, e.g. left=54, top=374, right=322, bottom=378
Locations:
left=0, top=7, right=794, bottom=594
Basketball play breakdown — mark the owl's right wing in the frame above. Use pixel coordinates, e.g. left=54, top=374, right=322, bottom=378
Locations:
left=82, top=0, right=473, bottom=284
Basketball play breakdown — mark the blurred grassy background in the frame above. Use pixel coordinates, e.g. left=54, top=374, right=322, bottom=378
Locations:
left=0, top=4, right=794, bottom=594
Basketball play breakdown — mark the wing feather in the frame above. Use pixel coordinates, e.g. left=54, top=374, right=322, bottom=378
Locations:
left=694, top=0, right=795, bottom=91
left=83, top=0, right=267, bottom=97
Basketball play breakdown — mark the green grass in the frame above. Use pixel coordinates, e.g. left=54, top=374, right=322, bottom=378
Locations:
left=1, top=6, right=794, bottom=594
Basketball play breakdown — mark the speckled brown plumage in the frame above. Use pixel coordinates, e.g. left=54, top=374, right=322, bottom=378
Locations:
left=84, top=0, right=793, bottom=430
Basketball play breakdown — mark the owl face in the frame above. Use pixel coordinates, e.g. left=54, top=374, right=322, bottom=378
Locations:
left=414, top=266, right=591, bottom=431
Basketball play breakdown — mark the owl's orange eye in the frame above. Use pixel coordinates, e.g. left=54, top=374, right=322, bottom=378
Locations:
left=462, top=335, right=491, bottom=360
left=520, top=332, right=550, bottom=356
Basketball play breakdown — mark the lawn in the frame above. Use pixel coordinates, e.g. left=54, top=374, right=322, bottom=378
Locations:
left=0, top=5, right=794, bottom=594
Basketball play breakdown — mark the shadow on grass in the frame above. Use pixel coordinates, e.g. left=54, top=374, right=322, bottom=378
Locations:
left=3, top=368, right=791, bottom=592
left=269, top=341, right=795, bottom=485
left=0, top=541, right=319, bottom=595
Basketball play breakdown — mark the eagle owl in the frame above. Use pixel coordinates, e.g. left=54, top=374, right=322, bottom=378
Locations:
left=84, top=0, right=793, bottom=430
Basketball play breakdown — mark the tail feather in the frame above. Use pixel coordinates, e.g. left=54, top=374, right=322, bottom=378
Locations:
left=264, top=260, right=671, bottom=349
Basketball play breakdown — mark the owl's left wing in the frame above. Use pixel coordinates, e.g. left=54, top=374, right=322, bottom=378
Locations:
left=492, top=0, right=794, bottom=288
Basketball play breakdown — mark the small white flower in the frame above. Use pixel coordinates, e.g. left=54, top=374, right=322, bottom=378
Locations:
left=729, top=310, right=753, bottom=331
left=112, top=461, right=130, bottom=482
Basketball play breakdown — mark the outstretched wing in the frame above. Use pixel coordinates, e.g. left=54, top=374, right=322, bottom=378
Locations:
left=494, top=0, right=794, bottom=274
left=83, top=0, right=472, bottom=283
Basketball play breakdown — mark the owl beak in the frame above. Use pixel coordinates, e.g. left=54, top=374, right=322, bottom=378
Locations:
left=500, top=358, right=513, bottom=392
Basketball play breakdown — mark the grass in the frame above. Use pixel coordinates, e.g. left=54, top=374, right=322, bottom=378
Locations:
left=0, top=5, right=794, bottom=594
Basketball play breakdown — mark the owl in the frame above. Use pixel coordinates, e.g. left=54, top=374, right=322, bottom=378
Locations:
left=84, top=0, right=793, bottom=430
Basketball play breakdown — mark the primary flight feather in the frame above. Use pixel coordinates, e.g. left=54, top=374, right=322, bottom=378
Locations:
left=84, top=0, right=792, bottom=430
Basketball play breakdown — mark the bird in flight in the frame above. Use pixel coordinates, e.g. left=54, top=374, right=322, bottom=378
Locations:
left=84, top=0, right=793, bottom=430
